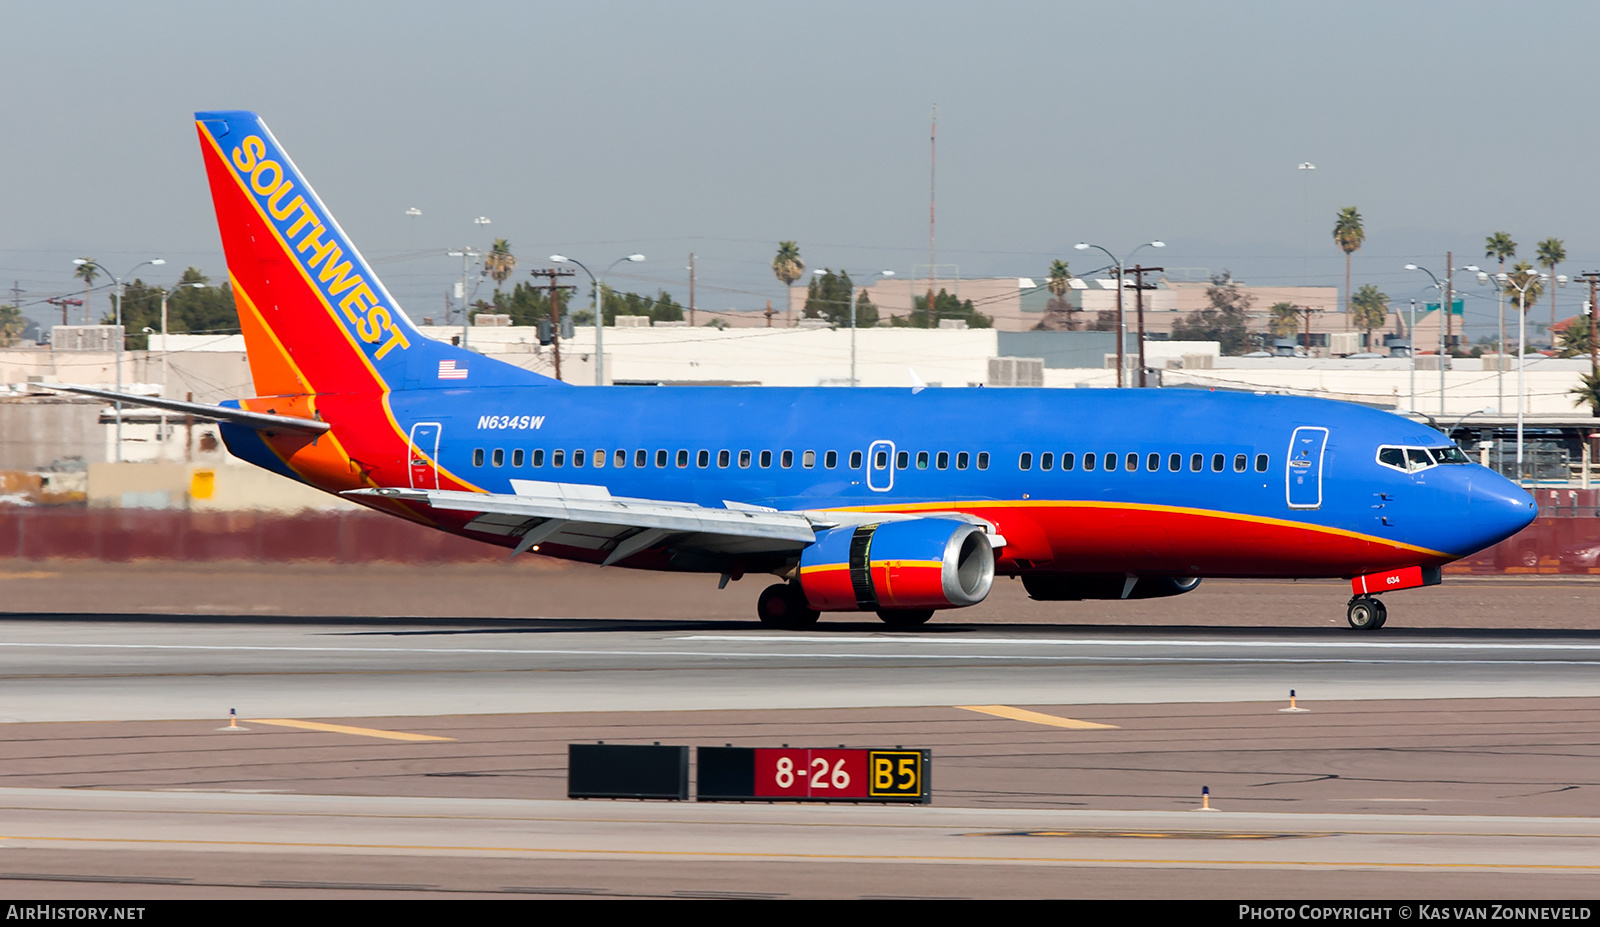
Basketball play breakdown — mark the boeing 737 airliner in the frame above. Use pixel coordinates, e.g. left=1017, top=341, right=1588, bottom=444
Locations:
left=56, top=112, right=1538, bottom=630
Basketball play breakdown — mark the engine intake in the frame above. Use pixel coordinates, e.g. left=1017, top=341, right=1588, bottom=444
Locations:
left=798, top=519, right=995, bottom=611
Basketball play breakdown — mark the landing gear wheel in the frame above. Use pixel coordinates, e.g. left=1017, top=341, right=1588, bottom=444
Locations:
left=757, top=583, right=820, bottom=629
left=1346, top=596, right=1385, bottom=631
left=876, top=608, right=934, bottom=628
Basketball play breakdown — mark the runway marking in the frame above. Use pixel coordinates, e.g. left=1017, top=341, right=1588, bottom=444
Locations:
left=1, top=833, right=1598, bottom=872
left=683, top=636, right=1600, bottom=652
left=957, top=705, right=1119, bottom=730
left=247, top=719, right=454, bottom=742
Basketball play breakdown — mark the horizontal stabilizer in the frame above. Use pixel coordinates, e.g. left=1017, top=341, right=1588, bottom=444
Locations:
left=40, top=385, right=330, bottom=435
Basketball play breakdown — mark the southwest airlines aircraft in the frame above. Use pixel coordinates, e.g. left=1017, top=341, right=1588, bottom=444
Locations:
left=59, top=112, right=1538, bottom=631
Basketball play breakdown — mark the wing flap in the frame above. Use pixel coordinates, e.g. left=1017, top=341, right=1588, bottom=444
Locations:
left=344, top=487, right=819, bottom=560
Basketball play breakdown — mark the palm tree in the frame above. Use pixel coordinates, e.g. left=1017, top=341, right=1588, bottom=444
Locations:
left=484, top=239, right=516, bottom=290
left=1349, top=284, right=1390, bottom=351
left=1268, top=301, right=1300, bottom=339
left=1536, top=237, right=1566, bottom=338
left=1332, top=208, right=1364, bottom=319
left=1571, top=370, right=1600, bottom=417
left=1035, top=259, right=1077, bottom=331
left=772, top=242, right=804, bottom=323
left=73, top=258, right=99, bottom=325
left=1484, top=231, right=1517, bottom=357
left=1485, top=231, right=1517, bottom=272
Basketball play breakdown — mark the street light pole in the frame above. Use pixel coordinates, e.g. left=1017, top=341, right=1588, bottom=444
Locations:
left=156, top=281, right=204, bottom=449
left=1498, top=269, right=1547, bottom=482
left=1406, top=262, right=1477, bottom=417
left=74, top=258, right=163, bottom=463
left=1076, top=241, right=1165, bottom=387
left=550, top=253, right=645, bottom=385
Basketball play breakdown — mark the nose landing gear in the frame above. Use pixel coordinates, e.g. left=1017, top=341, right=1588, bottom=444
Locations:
left=1346, top=595, right=1388, bottom=630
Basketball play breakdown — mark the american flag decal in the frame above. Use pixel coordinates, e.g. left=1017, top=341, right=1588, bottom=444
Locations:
left=437, top=359, right=468, bottom=380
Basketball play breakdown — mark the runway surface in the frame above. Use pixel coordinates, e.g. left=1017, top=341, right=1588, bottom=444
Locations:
left=1, top=567, right=1597, bottom=897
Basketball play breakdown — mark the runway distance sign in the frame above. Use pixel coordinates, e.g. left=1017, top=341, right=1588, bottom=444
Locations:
left=696, top=746, right=930, bottom=803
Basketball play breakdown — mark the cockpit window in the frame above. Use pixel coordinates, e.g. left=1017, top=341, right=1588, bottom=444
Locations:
left=1378, top=444, right=1470, bottom=473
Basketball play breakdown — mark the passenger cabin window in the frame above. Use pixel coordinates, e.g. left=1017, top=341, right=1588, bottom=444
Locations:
left=916, top=451, right=929, bottom=470
left=553, top=449, right=565, bottom=468
left=1147, top=453, right=1160, bottom=471
left=1104, top=452, right=1117, bottom=472
left=850, top=451, right=863, bottom=469
left=718, top=450, right=730, bottom=468
left=1083, top=452, right=1096, bottom=470
left=1040, top=452, right=1053, bottom=471
left=492, top=449, right=504, bottom=467
left=781, top=450, right=794, bottom=468
left=1210, top=453, right=1223, bottom=472
left=1168, top=453, right=1181, bottom=471
left=697, top=450, right=710, bottom=468
left=824, top=450, right=837, bottom=468
left=936, top=451, right=948, bottom=470
left=655, top=449, right=667, bottom=467
left=676, top=450, right=689, bottom=468
left=802, top=450, right=816, bottom=469
left=740, top=450, right=752, bottom=468
left=1233, top=453, right=1247, bottom=472
left=473, top=449, right=485, bottom=467
left=512, top=449, right=524, bottom=468
left=1190, top=453, right=1203, bottom=471
left=1019, top=452, right=1033, bottom=471
left=635, top=449, right=647, bottom=468
left=761, top=450, right=773, bottom=468
left=532, top=449, right=545, bottom=467
left=956, top=452, right=969, bottom=470
left=615, top=449, right=627, bottom=468
left=1062, top=452, right=1075, bottom=471
left=1255, top=453, right=1268, bottom=472
left=976, top=452, right=989, bottom=470
left=896, top=451, right=909, bottom=469
left=874, top=450, right=888, bottom=469
left=593, top=449, right=604, bottom=468
left=1125, top=452, right=1139, bottom=471
left=574, top=449, right=587, bottom=467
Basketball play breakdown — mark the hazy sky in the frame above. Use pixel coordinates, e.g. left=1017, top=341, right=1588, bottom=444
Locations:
left=4, top=0, right=1599, bottom=337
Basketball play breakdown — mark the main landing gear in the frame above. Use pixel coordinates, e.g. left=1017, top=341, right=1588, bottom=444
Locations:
left=1346, top=595, right=1388, bottom=631
left=757, top=583, right=819, bottom=629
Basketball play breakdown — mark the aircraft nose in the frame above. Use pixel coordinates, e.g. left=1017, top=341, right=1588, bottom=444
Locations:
left=1467, top=470, right=1537, bottom=549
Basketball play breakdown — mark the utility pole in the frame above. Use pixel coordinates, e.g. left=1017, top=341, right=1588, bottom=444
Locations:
left=1127, top=264, right=1163, bottom=387
left=447, top=247, right=482, bottom=350
left=688, top=253, right=696, bottom=327
left=1577, top=270, right=1600, bottom=396
left=1295, top=305, right=1324, bottom=356
left=1444, top=251, right=1454, bottom=352
left=530, top=267, right=576, bottom=381
left=928, top=103, right=937, bottom=326
left=46, top=297, right=81, bottom=326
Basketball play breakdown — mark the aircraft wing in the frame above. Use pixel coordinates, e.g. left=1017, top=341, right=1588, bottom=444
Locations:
left=344, top=483, right=822, bottom=564
left=39, top=385, right=330, bottom=436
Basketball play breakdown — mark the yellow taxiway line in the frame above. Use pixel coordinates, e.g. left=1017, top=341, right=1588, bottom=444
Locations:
left=249, top=719, right=454, bottom=742
left=956, top=705, right=1119, bottom=730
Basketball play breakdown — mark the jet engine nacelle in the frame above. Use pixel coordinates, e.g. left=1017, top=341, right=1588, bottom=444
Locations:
left=798, top=519, right=996, bottom=611
left=1022, top=574, right=1202, bottom=601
